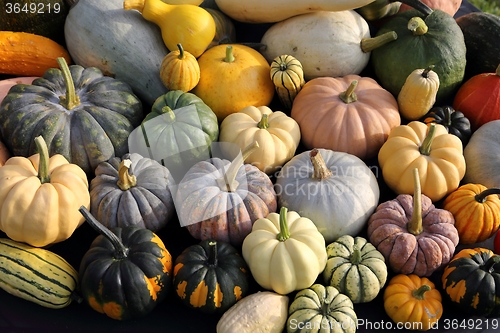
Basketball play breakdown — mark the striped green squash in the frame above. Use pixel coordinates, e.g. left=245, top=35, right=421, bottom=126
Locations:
left=0, top=238, right=79, bottom=309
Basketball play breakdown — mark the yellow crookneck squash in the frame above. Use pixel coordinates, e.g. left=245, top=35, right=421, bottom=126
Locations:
left=0, top=136, right=90, bottom=247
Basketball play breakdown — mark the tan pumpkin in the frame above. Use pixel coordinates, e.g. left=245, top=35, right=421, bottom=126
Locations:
left=159, top=43, right=200, bottom=92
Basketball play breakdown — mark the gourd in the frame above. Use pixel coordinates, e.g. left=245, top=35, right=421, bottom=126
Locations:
left=63, top=0, right=169, bottom=106
left=0, top=238, right=80, bottom=309
left=172, top=239, right=250, bottom=313
left=323, top=235, right=388, bottom=303
left=397, top=66, right=440, bottom=121
left=216, top=291, right=289, bottom=333
left=291, top=75, right=401, bottom=161
left=443, top=183, right=500, bottom=245
left=421, top=106, right=471, bottom=145
left=0, top=31, right=72, bottom=77
left=384, top=274, right=442, bottom=331
left=286, top=284, right=358, bottom=333
left=442, top=247, right=500, bottom=317
left=192, top=44, right=275, bottom=122
left=213, top=0, right=380, bottom=23
left=89, top=153, right=175, bottom=232
left=123, top=0, right=216, bottom=58
left=78, top=207, right=172, bottom=320
left=0, top=57, right=143, bottom=176
left=219, top=105, right=301, bottom=175
left=270, top=54, right=305, bottom=110
left=159, top=44, right=200, bottom=92
left=0, top=76, right=37, bottom=103
left=241, top=207, right=327, bottom=295
left=378, top=121, right=465, bottom=202
left=260, top=10, right=398, bottom=80
left=367, top=168, right=459, bottom=277
left=275, top=148, right=380, bottom=243
left=0, top=136, right=90, bottom=247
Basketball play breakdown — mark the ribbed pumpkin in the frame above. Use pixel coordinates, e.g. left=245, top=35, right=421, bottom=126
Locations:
left=270, top=54, right=305, bottom=110
left=159, top=43, right=200, bottom=92
left=78, top=207, right=172, bottom=321
left=89, top=153, right=175, bottom=232
left=0, top=57, right=143, bottom=176
left=421, top=105, right=471, bottom=145
left=172, top=239, right=250, bottom=314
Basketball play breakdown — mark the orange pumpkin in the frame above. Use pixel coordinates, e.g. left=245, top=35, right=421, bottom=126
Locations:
left=399, top=0, right=461, bottom=17
left=291, top=75, right=401, bottom=160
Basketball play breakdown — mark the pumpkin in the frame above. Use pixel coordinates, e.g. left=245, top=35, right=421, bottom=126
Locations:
left=0, top=76, right=37, bottom=103
left=442, top=247, right=500, bottom=317
left=0, top=136, right=90, bottom=247
left=0, top=57, right=143, bottom=176
left=286, top=283, right=358, bottom=333
left=205, top=8, right=236, bottom=48
left=452, top=64, right=500, bottom=131
left=291, top=75, right=400, bottom=160
left=367, top=168, right=459, bottom=277
left=270, top=54, right=305, bottom=110
left=219, top=105, right=301, bottom=175
left=421, top=105, right=471, bottom=145
left=242, top=207, right=327, bottom=295
left=78, top=206, right=172, bottom=320
left=175, top=142, right=277, bottom=247
left=399, top=0, right=461, bottom=17
left=191, top=44, right=275, bottom=122
left=384, top=274, right=442, bottom=331
left=378, top=121, right=465, bottom=202
left=443, top=183, right=500, bottom=245
left=89, top=153, right=175, bottom=232
left=275, top=148, right=380, bottom=244
left=159, top=43, right=200, bottom=92
left=397, top=66, right=440, bottom=121
left=323, top=235, right=388, bottom=303
left=172, top=239, right=250, bottom=313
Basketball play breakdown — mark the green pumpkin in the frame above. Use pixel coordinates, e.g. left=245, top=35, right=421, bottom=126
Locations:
left=78, top=207, right=172, bottom=321
left=89, top=153, right=175, bottom=232
left=370, top=9, right=466, bottom=104
left=172, top=239, right=250, bottom=314
left=0, top=58, right=143, bottom=176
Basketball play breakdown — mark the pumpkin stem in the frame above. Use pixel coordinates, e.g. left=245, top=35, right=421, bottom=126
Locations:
left=160, top=106, right=176, bottom=123
left=258, top=113, right=269, bottom=129
left=350, top=245, right=362, bottom=265
left=360, top=31, right=398, bottom=53
left=277, top=206, right=290, bottom=242
left=57, top=57, right=80, bottom=110
left=117, top=159, right=137, bottom=190
left=123, top=0, right=145, bottom=12
left=421, top=65, right=435, bottom=79
left=408, top=17, right=428, bottom=35
left=176, top=43, right=185, bottom=59
left=339, top=80, right=358, bottom=104
left=79, top=206, right=129, bottom=260
left=475, top=188, right=500, bottom=203
left=412, top=284, right=431, bottom=300
left=310, top=149, right=333, bottom=180
left=407, top=168, right=423, bottom=236
left=224, top=45, right=235, bottom=63
left=217, top=141, right=259, bottom=192
left=34, top=136, right=51, bottom=184
left=207, top=241, right=218, bottom=267
left=419, top=123, right=436, bottom=156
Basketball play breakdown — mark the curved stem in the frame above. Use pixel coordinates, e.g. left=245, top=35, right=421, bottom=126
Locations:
left=475, top=188, right=500, bottom=203
left=310, top=149, right=332, bottom=180
left=207, top=241, right=218, bottom=267
left=407, top=168, right=423, bottom=236
left=217, top=141, right=259, bottom=192
left=408, top=16, right=428, bottom=35
left=277, top=207, right=290, bottom=242
left=224, top=45, right=235, bottom=63
left=339, top=80, right=358, bottom=104
left=360, top=31, right=398, bottom=53
left=421, top=65, right=434, bottom=79
left=57, top=57, right=80, bottom=110
left=117, top=159, right=137, bottom=191
left=399, top=0, right=434, bottom=17
left=176, top=43, right=185, bottom=59
left=258, top=113, right=269, bottom=129
left=419, top=123, right=436, bottom=156
left=412, top=284, right=431, bottom=300
left=34, top=136, right=51, bottom=184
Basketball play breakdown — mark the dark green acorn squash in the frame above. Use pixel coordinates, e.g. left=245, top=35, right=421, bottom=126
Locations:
left=421, top=106, right=471, bottom=145
left=0, top=58, right=143, bottom=176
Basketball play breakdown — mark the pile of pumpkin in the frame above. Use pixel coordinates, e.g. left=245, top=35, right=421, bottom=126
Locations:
left=1, top=0, right=500, bottom=331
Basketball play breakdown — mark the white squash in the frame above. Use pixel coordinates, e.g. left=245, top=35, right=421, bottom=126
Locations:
left=214, top=0, right=377, bottom=23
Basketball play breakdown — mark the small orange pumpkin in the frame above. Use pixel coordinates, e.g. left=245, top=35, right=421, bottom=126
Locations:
left=159, top=43, right=200, bottom=92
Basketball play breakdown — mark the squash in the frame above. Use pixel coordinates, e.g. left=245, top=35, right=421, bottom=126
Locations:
left=378, top=121, right=465, bottom=202
left=275, top=148, right=380, bottom=244
left=216, top=291, right=289, bottom=333
left=421, top=105, right=471, bottom=145
left=191, top=44, right=275, bottom=122
left=286, top=284, right=358, bottom=333
left=0, top=238, right=79, bottom=309
left=323, top=235, right=387, bottom=303
left=63, top=0, right=169, bottom=106
left=0, top=57, right=143, bottom=176
left=213, top=0, right=380, bottom=23
left=205, top=8, right=236, bottom=49
left=399, top=0, right=461, bottom=17
left=172, top=239, right=250, bottom=313
left=0, top=136, right=90, bottom=247
left=397, top=66, right=440, bottom=121
left=452, top=64, right=500, bottom=131
left=0, top=76, right=37, bottom=104
left=291, top=75, right=401, bottom=161
left=159, top=43, right=200, bottom=92
left=260, top=10, right=397, bottom=80
left=270, top=54, right=305, bottom=110
left=78, top=207, right=172, bottom=320
left=384, top=274, right=442, bottom=331
left=89, top=153, right=175, bottom=232
left=219, top=105, right=301, bottom=175
left=0, top=31, right=72, bottom=77
left=123, top=0, right=216, bottom=58
left=242, top=207, right=327, bottom=295
left=442, top=247, right=500, bottom=317
left=443, top=183, right=500, bottom=245
left=367, top=168, right=459, bottom=277
left=175, top=142, right=277, bottom=247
